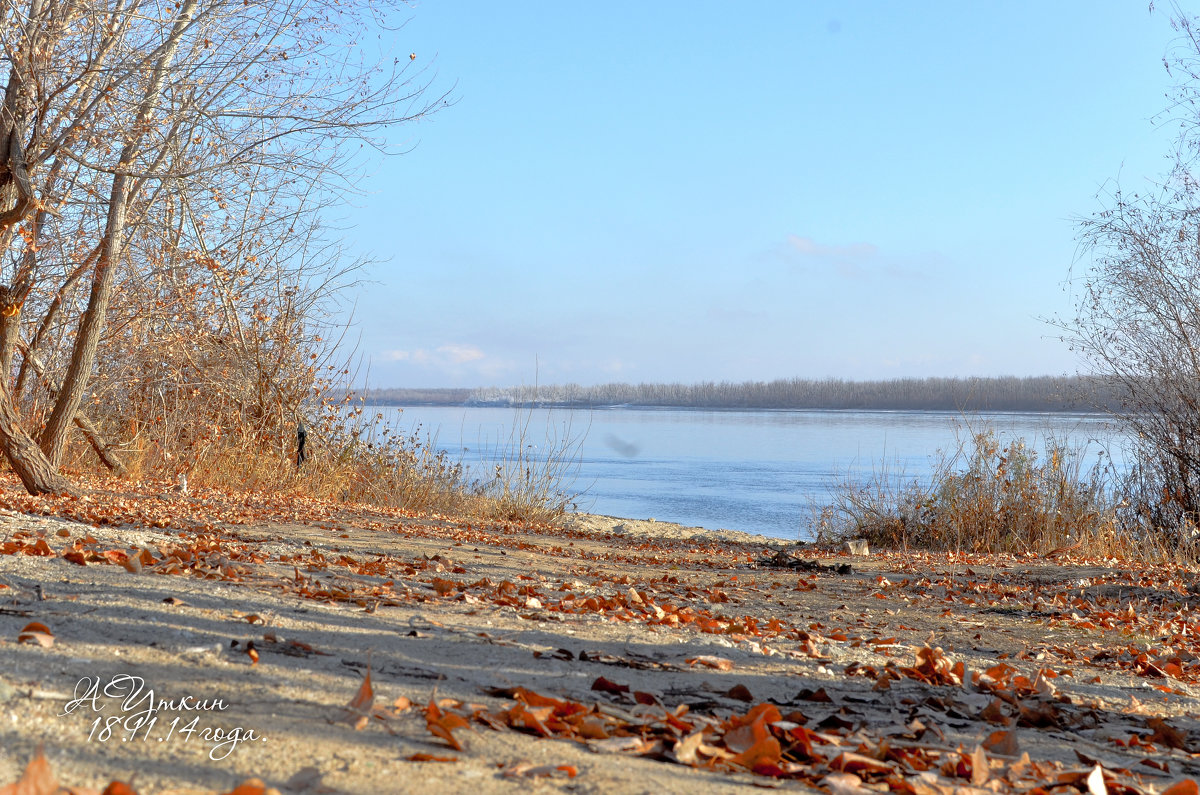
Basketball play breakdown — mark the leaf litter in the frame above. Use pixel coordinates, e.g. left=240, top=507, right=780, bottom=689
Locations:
left=0, top=475, right=1196, bottom=792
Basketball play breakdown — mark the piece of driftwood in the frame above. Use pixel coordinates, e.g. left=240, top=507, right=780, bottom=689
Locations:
left=759, top=549, right=852, bottom=575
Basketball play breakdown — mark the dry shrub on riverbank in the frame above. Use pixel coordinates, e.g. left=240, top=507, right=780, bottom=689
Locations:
left=44, top=217, right=578, bottom=522
left=66, top=374, right=580, bottom=524
left=818, top=429, right=1149, bottom=558
left=474, top=404, right=585, bottom=524
left=48, top=258, right=576, bottom=521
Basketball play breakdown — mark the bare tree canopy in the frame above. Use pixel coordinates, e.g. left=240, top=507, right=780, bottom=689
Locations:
left=1068, top=7, right=1200, bottom=543
left=0, top=0, right=446, bottom=493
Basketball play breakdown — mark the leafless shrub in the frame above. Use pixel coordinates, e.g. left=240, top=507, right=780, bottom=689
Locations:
left=474, top=405, right=586, bottom=524
left=817, top=428, right=1138, bottom=558
left=1055, top=8, right=1200, bottom=557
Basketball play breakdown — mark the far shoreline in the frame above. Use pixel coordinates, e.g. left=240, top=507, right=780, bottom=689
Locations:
left=366, top=400, right=1111, bottom=417
left=359, top=374, right=1119, bottom=414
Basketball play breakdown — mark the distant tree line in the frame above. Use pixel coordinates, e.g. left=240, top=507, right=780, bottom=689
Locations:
left=365, top=387, right=474, bottom=406
left=366, top=376, right=1124, bottom=413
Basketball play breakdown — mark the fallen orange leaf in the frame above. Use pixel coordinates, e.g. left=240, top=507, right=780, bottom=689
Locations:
left=829, top=751, right=893, bottom=776
left=982, top=729, right=1020, bottom=757
left=501, top=762, right=578, bottom=779
left=0, top=746, right=57, bottom=795
left=17, top=622, right=54, bottom=648
left=732, top=736, right=781, bottom=771
left=590, top=676, right=629, bottom=695
left=686, top=655, right=733, bottom=671
left=348, top=670, right=374, bottom=712
left=1162, top=780, right=1200, bottom=795
left=426, top=696, right=469, bottom=751
left=223, top=780, right=269, bottom=795
left=405, top=753, right=458, bottom=763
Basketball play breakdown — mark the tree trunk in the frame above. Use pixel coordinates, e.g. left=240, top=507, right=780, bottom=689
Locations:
left=39, top=190, right=127, bottom=466
left=22, top=345, right=125, bottom=474
left=15, top=247, right=98, bottom=398
left=39, top=0, right=198, bottom=466
left=0, top=384, right=76, bottom=495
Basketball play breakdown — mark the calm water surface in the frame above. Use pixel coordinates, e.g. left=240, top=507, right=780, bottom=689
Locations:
left=382, top=406, right=1123, bottom=541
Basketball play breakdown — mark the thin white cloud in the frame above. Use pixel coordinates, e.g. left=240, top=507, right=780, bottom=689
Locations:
left=782, top=234, right=878, bottom=279
left=785, top=235, right=928, bottom=281
left=379, top=343, right=485, bottom=367
left=437, top=344, right=485, bottom=364
left=788, top=235, right=879, bottom=261
left=381, top=349, right=422, bottom=362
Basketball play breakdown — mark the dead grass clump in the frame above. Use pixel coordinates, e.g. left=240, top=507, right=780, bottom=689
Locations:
left=817, top=429, right=1144, bottom=558
left=67, top=389, right=582, bottom=524
left=471, top=405, right=585, bottom=524
left=1106, top=462, right=1200, bottom=563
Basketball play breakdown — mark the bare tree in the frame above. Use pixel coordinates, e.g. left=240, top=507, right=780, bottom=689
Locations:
left=0, top=0, right=446, bottom=493
left=92, top=170, right=363, bottom=478
left=1069, top=171, right=1200, bottom=542
left=1067, top=8, right=1200, bottom=541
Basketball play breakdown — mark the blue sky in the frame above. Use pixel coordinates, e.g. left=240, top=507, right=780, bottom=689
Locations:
left=346, top=2, right=1179, bottom=388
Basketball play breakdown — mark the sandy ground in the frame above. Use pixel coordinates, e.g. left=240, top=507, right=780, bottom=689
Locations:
left=563, top=513, right=768, bottom=544
left=0, top=500, right=1197, bottom=794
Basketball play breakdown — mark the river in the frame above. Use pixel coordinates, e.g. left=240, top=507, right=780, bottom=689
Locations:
left=378, top=405, right=1124, bottom=541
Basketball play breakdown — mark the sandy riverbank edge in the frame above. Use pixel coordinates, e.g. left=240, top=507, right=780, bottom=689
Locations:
left=562, top=512, right=785, bottom=546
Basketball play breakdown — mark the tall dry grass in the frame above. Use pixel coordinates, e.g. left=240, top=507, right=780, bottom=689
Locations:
left=473, top=403, right=586, bottom=524
left=40, top=237, right=584, bottom=522
left=302, top=399, right=585, bottom=523
left=70, top=387, right=584, bottom=524
left=813, top=427, right=1154, bottom=558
